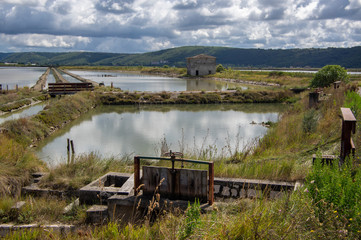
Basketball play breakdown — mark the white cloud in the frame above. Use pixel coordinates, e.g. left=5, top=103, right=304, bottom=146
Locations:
left=346, top=0, right=361, bottom=9
left=294, top=1, right=318, bottom=20
left=0, top=0, right=361, bottom=52
left=0, top=34, right=90, bottom=48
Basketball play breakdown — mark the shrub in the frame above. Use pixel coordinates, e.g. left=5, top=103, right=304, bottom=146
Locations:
left=310, top=65, right=349, bottom=88
left=216, top=64, right=225, bottom=73
left=302, top=109, right=318, bottom=134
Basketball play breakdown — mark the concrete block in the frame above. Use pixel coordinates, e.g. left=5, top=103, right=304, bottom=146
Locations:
left=43, top=224, right=75, bottom=236
left=86, top=205, right=108, bottom=224
left=0, top=224, right=13, bottom=237
left=79, top=172, right=131, bottom=204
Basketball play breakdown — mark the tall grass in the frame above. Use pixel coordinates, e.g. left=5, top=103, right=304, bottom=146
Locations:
left=39, top=152, right=133, bottom=191
left=253, top=87, right=345, bottom=159
left=213, top=68, right=312, bottom=88
left=0, top=135, right=45, bottom=196
left=2, top=91, right=97, bottom=146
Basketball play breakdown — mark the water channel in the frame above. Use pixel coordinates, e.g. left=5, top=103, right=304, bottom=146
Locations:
left=69, top=70, right=242, bottom=91
left=36, top=104, right=286, bottom=166
left=0, top=102, right=46, bottom=124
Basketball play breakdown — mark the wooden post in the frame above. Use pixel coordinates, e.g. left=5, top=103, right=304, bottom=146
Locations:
left=208, top=162, right=214, bottom=205
left=111, top=82, right=113, bottom=89
left=340, top=108, right=356, bottom=164
left=134, top=156, right=140, bottom=196
left=16, top=84, right=18, bottom=91
left=334, top=81, right=341, bottom=89
left=6, top=85, right=8, bottom=92
left=308, top=92, right=319, bottom=108
left=70, top=140, right=75, bottom=154
left=67, top=138, right=70, bottom=153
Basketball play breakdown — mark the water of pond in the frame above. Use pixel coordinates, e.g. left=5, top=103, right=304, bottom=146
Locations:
left=237, top=69, right=361, bottom=75
left=36, top=104, right=286, bottom=166
left=69, top=70, right=243, bottom=92
left=0, top=102, right=46, bottom=125
left=0, top=67, right=47, bottom=89
left=60, top=72, right=81, bottom=83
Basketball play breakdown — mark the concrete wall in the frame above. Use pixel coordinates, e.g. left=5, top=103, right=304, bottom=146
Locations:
left=187, top=55, right=216, bottom=76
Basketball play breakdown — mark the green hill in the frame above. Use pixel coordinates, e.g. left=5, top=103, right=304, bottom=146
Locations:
left=1, top=46, right=361, bottom=68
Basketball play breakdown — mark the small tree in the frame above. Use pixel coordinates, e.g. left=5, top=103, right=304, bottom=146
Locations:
left=310, top=65, right=349, bottom=88
left=216, top=64, right=225, bottom=73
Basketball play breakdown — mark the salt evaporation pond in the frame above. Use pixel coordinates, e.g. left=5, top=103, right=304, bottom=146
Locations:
left=69, top=70, right=243, bottom=92
left=0, top=67, right=47, bottom=89
left=37, top=104, right=285, bottom=166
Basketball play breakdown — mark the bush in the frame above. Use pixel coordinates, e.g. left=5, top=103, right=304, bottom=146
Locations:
left=216, top=64, right=225, bottom=73
left=310, top=65, right=349, bottom=88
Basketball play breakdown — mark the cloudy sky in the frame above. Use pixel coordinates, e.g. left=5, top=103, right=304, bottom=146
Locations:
left=0, top=0, right=361, bottom=53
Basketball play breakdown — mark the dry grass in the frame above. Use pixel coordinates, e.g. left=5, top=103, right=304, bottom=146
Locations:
left=0, top=135, right=45, bottom=196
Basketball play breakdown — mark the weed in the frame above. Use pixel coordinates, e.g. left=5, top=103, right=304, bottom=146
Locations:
left=178, top=200, right=202, bottom=240
left=302, top=109, right=318, bottom=134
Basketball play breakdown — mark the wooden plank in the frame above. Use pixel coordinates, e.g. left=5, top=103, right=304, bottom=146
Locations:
left=341, top=107, right=356, bottom=122
left=142, top=166, right=208, bottom=202
left=48, top=82, right=94, bottom=95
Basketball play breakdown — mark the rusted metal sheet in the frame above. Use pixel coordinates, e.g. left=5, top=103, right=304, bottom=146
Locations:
left=134, top=157, right=140, bottom=196
left=142, top=166, right=208, bottom=202
left=208, top=162, right=214, bottom=205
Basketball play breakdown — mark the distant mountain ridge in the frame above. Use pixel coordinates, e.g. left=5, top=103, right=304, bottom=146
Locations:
left=1, top=46, right=361, bottom=68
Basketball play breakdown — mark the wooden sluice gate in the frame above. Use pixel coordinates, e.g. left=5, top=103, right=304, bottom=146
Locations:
left=340, top=107, right=356, bottom=163
left=48, top=82, right=94, bottom=96
left=313, top=107, right=357, bottom=165
left=134, top=151, right=214, bottom=205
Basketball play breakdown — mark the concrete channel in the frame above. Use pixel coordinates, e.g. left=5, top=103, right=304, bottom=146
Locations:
left=51, top=68, right=69, bottom=83
left=58, top=69, right=99, bottom=87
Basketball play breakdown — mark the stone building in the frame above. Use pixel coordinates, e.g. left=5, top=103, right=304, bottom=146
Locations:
left=186, top=54, right=216, bottom=76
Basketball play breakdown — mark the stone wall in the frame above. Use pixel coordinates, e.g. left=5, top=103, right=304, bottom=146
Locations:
left=187, top=54, right=216, bottom=76
left=213, top=177, right=296, bottom=199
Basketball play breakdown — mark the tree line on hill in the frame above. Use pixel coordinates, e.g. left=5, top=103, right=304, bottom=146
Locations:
left=0, top=46, right=361, bottom=68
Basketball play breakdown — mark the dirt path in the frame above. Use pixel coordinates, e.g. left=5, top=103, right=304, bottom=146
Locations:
left=32, top=67, right=50, bottom=91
